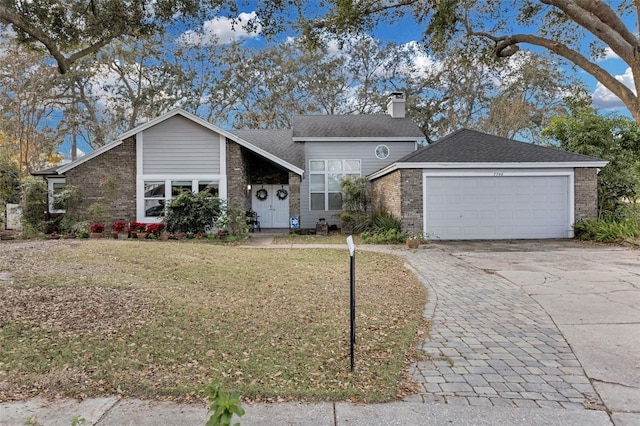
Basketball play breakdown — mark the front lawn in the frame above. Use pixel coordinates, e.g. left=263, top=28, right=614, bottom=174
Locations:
left=0, top=240, right=426, bottom=403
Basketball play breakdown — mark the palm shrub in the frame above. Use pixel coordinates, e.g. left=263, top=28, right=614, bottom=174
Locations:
left=573, top=217, right=640, bottom=242
left=361, top=211, right=406, bottom=243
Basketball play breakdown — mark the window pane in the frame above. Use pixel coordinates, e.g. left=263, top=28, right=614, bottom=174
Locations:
left=145, top=181, right=165, bottom=198
left=344, top=160, right=360, bottom=172
left=310, top=174, right=325, bottom=191
left=53, top=183, right=66, bottom=193
left=328, top=174, right=342, bottom=191
left=199, top=181, right=219, bottom=196
left=309, top=160, right=325, bottom=171
left=172, top=181, right=192, bottom=196
left=328, top=160, right=342, bottom=171
left=328, top=193, right=342, bottom=210
left=310, top=193, right=325, bottom=210
left=145, top=199, right=165, bottom=217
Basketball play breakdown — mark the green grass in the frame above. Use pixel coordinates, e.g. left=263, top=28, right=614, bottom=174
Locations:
left=0, top=240, right=426, bottom=403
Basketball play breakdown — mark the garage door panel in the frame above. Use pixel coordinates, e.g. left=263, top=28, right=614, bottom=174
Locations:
left=425, top=175, right=570, bottom=240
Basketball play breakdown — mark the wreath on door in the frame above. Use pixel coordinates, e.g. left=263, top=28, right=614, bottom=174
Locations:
left=276, top=188, right=288, bottom=200
left=256, top=188, right=268, bottom=201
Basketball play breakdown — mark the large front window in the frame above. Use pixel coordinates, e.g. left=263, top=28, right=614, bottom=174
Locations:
left=143, top=179, right=219, bottom=217
left=309, top=159, right=360, bottom=211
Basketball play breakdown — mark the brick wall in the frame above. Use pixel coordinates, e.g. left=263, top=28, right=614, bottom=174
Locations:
left=65, top=138, right=136, bottom=224
left=574, top=167, right=598, bottom=221
left=226, top=140, right=250, bottom=209
left=371, top=168, right=423, bottom=232
left=371, top=170, right=401, bottom=218
left=288, top=172, right=301, bottom=217
left=400, top=169, right=423, bottom=232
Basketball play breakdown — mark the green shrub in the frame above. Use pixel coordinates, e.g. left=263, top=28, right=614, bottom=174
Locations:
left=215, top=202, right=250, bottom=237
left=21, top=177, right=47, bottom=234
left=164, top=191, right=223, bottom=234
left=573, top=218, right=640, bottom=242
left=361, top=228, right=407, bottom=244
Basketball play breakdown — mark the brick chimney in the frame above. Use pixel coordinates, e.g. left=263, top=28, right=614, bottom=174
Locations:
left=387, top=92, right=405, bottom=118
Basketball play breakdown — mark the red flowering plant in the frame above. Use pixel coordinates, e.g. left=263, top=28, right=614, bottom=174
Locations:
left=112, top=221, right=127, bottom=232
left=89, top=222, right=105, bottom=233
left=146, top=223, right=165, bottom=236
left=129, top=221, right=147, bottom=232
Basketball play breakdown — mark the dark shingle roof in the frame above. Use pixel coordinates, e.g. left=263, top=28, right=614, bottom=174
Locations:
left=399, top=128, right=604, bottom=163
left=230, top=129, right=304, bottom=169
left=292, top=115, right=425, bottom=139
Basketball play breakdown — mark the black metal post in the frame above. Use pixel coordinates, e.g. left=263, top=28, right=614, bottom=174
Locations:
left=350, top=251, right=355, bottom=372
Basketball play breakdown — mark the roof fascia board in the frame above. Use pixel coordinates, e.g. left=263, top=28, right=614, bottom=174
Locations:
left=368, top=160, right=609, bottom=180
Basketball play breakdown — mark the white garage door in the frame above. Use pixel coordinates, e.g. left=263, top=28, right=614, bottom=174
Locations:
left=424, top=175, right=571, bottom=240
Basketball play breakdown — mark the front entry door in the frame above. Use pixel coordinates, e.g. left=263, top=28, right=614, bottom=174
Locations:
left=252, top=185, right=290, bottom=228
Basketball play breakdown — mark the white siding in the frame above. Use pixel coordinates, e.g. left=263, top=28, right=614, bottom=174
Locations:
left=300, top=140, right=416, bottom=228
left=142, top=115, right=221, bottom=174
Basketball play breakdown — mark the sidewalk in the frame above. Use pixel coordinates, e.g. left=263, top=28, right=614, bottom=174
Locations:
left=0, top=397, right=612, bottom=425
left=0, top=237, right=625, bottom=425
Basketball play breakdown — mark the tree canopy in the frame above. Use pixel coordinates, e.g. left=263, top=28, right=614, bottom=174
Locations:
left=303, top=0, right=640, bottom=123
left=0, top=0, right=240, bottom=73
left=543, top=107, right=640, bottom=215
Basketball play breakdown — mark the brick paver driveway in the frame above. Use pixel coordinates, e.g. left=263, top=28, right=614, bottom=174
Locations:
left=391, top=240, right=640, bottom=426
left=399, top=246, right=602, bottom=410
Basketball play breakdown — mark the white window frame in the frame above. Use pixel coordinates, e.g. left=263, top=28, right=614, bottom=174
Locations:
left=309, top=159, right=361, bottom=211
left=138, top=176, right=221, bottom=222
left=48, top=178, right=66, bottom=214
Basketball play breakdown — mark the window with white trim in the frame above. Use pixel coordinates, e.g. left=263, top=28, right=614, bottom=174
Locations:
left=309, top=159, right=361, bottom=211
left=143, top=179, right=220, bottom=217
left=48, top=178, right=66, bottom=213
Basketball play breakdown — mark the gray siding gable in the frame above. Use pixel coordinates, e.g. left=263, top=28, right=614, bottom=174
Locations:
left=143, top=115, right=221, bottom=175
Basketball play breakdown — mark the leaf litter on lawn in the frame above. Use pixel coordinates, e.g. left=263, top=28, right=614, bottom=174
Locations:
left=0, top=240, right=427, bottom=403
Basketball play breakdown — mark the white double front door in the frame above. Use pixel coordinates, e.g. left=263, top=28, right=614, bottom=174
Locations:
left=251, top=184, right=290, bottom=228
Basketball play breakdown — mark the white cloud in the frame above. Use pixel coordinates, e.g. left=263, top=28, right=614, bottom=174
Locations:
left=399, top=41, right=440, bottom=79
left=179, top=12, right=261, bottom=46
left=592, top=67, right=635, bottom=109
left=599, top=47, right=621, bottom=61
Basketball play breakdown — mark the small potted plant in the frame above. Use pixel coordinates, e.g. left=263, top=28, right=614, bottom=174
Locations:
left=129, top=221, right=146, bottom=239
left=89, top=222, right=105, bottom=239
left=406, top=232, right=425, bottom=249
left=147, top=223, right=167, bottom=240
left=135, top=222, right=149, bottom=239
left=112, top=221, right=128, bottom=239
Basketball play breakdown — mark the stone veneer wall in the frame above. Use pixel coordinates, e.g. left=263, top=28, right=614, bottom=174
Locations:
left=226, top=140, right=250, bottom=210
left=371, top=168, right=423, bottom=232
left=65, top=137, right=136, bottom=224
left=288, top=172, right=301, bottom=217
left=574, top=167, right=598, bottom=222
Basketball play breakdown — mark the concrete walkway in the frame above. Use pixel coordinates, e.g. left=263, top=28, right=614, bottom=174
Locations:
left=2, top=237, right=637, bottom=425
